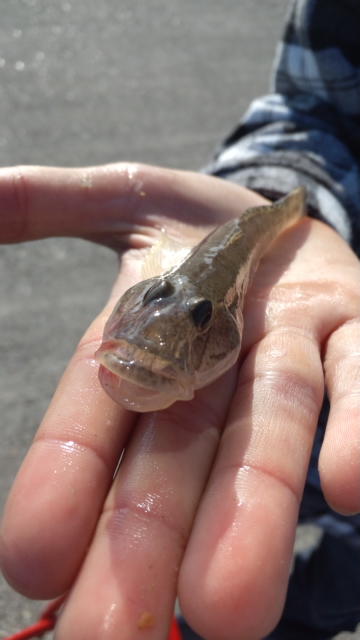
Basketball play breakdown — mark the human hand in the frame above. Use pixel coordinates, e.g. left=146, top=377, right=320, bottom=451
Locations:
left=0, top=164, right=359, bottom=640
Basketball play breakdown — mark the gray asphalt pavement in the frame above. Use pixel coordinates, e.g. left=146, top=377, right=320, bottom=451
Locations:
left=0, top=1, right=358, bottom=639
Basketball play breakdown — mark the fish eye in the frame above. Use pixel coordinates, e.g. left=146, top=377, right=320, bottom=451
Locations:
left=189, top=298, right=213, bottom=332
left=143, top=279, right=175, bottom=305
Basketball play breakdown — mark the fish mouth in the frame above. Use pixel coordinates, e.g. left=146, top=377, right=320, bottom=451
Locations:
left=95, top=339, right=192, bottom=400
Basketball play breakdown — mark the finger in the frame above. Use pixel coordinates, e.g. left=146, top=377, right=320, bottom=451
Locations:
left=179, top=328, right=324, bottom=640
left=0, top=163, right=267, bottom=245
left=320, top=318, right=360, bottom=514
left=0, top=303, right=136, bottom=599
left=54, top=369, right=238, bottom=640
left=177, top=220, right=359, bottom=639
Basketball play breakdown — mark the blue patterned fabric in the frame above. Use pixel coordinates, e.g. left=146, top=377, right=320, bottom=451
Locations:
left=205, top=0, right=360, bottom=254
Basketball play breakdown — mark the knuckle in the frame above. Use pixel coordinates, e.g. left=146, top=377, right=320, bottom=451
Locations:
left=104, top=495, right=189, bottom=551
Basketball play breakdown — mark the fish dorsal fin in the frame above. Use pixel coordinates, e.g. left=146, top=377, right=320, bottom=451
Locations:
left=141, top=230, right=193, bottom=279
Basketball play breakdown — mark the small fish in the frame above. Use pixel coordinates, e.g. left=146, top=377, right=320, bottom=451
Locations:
left=95, top=187, right=306, bottom=412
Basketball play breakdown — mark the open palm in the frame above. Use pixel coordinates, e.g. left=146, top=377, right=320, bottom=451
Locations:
left=1, top=163, right=359, bottom=640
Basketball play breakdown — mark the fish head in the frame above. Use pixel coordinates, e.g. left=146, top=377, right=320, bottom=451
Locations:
left=95, top=274, right=241, bottom=412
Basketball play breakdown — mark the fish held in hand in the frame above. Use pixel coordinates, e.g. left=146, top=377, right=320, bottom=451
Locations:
left=95, top=187, right=306, bottom=412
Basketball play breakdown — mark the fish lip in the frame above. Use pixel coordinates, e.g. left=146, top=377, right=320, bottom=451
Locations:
left=95, top=339, right=191, bottom=396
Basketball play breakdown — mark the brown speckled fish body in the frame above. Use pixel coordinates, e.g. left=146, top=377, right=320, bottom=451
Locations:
left=96, top=187, right=306, bottom=412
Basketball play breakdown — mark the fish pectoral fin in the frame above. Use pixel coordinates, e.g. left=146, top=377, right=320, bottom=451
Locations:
left=141, top=230, right=193, bottom=278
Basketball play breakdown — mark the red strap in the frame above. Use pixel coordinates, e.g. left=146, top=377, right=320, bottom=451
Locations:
left=3, top=594, right=182, bottom=640
left=169, top=614, right=183, bottom=640
left=2, top=594, right=67, bottom=640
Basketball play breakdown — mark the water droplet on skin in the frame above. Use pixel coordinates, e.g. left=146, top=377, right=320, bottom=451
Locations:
left=269, top=348, right=287, bottom=358
left=103, top=603, right=117, bottom=632
left=126, top=164, right=138, bottom=180
left=79, top=173, right=92, bottom=188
